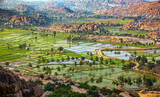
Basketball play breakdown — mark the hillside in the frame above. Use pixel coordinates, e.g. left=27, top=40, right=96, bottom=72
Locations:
left=0, top=8, right=16, bottom=20
left=62, top=0, right=145, bottom=12
left=96, top=1, right=160, bottom=18
left=13, top=4, right=35, bottom=12
left=1, top=0, right=147, bottom=12
left=4, top=14, right=50, bottom=27
left=37, top=23, right=108, bottom=34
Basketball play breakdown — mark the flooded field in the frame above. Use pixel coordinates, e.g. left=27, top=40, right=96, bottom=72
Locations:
left=33, top=64, right=160, bottom=89
left=103, top=51, right=133, bottom=60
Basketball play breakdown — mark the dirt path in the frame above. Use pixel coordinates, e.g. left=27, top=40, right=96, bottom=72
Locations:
left=94, top=45, right=160, bottom=80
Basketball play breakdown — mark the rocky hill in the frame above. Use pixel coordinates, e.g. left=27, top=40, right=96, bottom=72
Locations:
left=57, top=7, right=74, bottom=13
left=0, top=66, right=44, bottom=97
left=4, top=14, right=50, bottom=27
left=0, top=8, right=16, bottom=21
left=62, top=0, right=145, bottom=12
left=96, top=1, right=160, bottom=18
left=1, top=0, right=158, bottom=12
left=123, top=21, right=160, bottom=31
left=13, top=4, right=35, bottom=12
left=38, top=23, right=108, bottom=34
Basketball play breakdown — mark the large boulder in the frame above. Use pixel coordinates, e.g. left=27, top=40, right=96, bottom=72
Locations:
left=129, top=90, right=140, bottom=97
left=0, top=66, right=44, bottom=97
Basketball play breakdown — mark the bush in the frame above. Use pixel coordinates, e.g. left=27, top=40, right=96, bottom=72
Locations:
left=47, top=88, right=87, bottom=97
left=5, top=62, right=9, bottom=66
left=44, top=83, right=54, bottom=91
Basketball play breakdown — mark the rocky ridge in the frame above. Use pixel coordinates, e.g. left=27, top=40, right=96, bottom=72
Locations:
left=96, top=1, right=160, bottom=18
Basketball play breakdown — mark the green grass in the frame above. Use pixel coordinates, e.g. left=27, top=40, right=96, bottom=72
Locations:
left=103, top=26, right=149, bottom=35
left=62, top=18, right=133, bottom=24
left=117, top=19, right=134, bottom=25
left=0, top=28, right=78, bottom=62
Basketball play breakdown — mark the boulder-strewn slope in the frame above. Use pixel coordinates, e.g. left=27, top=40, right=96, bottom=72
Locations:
left=96, top=1, right=160, bottom=18
left=123, top=21, right=160, bottom=31
left=4, top=14, right=50, bottom=27
left=0, top=66, right=44, bottom=97
left=38, top=23, right=108, bottom=34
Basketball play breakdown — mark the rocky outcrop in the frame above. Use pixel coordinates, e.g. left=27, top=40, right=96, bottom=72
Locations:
left=38, top=22, right=108, bottom=34
left=4, top=14, right=49, bottom=27
left=148, top=31, right=160, bottom=39
left=123, top=21, right=160, bottom=31
left=129, top=90, right=140, bottom=97
left=96, top=1, right=160, bottom=18
left=0, top=66, right=44, bottom=97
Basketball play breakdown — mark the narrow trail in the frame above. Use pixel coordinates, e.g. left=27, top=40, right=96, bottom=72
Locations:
left=94, top=45, right=160, bottom=80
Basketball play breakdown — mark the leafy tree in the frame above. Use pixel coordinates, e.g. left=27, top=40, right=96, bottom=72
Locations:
left=144, top=78, right=153, bottom=87
left=53, top=31, right=56, bottom=37
left=152, top=57, right=156, bottom=62
left=105, top=60, right=108, bottom=64
left=0, top=28, right=4, bottom=32
left=28, top=63, right=32, bottom=67
left=67, top=56, right=70, bottom=61
left=61, top=57, right=64, bottom=62
left=121, top=59, right=125, bottom=64
left=51, top=48, right=54, bottom=52
left=100, top=57, right=103, bottom=62
left=136, top=56, right=141, bottom=62
left=140, top=55, right=148, bottom=65
left=5, top=62, right=9, bottom=66
left=90, top=57, right=93, bottom=60
left=90, top=78, right=94, bottom=83
left=54, top=72, right=58, bottom=76
left=39, top=74, right=44, bottom=79
left=74, top=62, right=77, bottom=66
left=81, top=56, right=85, bottom=61
left=58, top=47, right=63, bottom=51
left=95, top=56, right=99, bottom=61
left=72, top=57, right=75, bottom=60
left=156, top=60, right=160, bottom=65
left=79, top=61, right=83, bottom=65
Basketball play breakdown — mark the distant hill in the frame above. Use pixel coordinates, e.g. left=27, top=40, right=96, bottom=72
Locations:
left=41, top=7, right=74, bottom=17
left=0, top=8, right=50, bottom=27
left=13, top=4, right=35, bottom=12
left=61, top=0, right=145, bottom=12
left=96, top=1, right=160, bottom=18
left=0, top=8, right=16, bottom=21
left=57, top=7, right=74, bottom=13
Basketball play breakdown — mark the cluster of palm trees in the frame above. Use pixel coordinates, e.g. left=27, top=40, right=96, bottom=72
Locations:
left=112, top=75, right=157, bottom=88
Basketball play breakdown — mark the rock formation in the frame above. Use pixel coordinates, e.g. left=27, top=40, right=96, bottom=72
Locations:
left=0, top=66, right=44, bottom=97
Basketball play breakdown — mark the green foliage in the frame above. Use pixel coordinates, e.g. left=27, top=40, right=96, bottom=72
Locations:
left=47, top=88, right=87, bottom=97
left=58, top=47, right=64, bottom=51
left=35, top=79, right=43, bottom=85
left=5, top=62, right=9, bottom=66
left=44, top=83, right=54, bottom=91
left=100, top=87, right=112, bottom=95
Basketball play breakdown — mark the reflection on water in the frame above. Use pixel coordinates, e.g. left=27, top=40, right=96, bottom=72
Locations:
left=103, top=51, right=133, bottom=60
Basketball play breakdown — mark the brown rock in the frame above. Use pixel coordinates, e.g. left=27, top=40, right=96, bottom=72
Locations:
left=0, top=66, right=44, bottom=97
left=129, top=90, right=140, bottom=97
